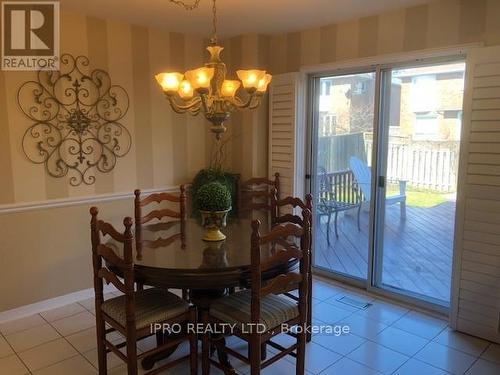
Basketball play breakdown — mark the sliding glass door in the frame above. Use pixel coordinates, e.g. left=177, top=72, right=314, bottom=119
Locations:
left=310, top=59, right=465, bottom=309
left=374, top=62, right=465, bottom=306
left=311, top=71, right=376, bottom=282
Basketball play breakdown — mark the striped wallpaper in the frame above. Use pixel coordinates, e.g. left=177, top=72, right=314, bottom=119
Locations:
left=220, top=0, right=500, bottom=186
left=266, top=0, right=500, bottom=75
left=218, top=34, right=271, bottom=180
left=1, top=0, right=499, bottom=206
left=0, top=10, right=213, bottom=205
left=0, top=0, right=499, bottom=312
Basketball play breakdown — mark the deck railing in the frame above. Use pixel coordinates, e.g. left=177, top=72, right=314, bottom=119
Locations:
left=319, top=133, right=459, bottom=193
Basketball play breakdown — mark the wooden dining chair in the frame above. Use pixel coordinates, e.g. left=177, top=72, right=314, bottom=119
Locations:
left=134, top=186, right=187, bottom=259
left=271, top=189, right=314, bottom=342
left=201, top=209, right=311, bottom=375
left=134, top=186, right=189, bottom=299
left=90, top=207, right=197, bottom=375
left=238, top=173, right=280, bottom=214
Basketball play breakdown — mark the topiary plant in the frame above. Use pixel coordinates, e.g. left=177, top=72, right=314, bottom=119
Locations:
left=191, top=168, right=237, bottom=216
left=196, top=182, right=232, bottom=212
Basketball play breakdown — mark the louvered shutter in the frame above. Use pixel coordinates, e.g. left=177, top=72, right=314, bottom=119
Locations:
left=268, top=72, right=305, bottom=200
left=451, top=45, right=500, bottom=344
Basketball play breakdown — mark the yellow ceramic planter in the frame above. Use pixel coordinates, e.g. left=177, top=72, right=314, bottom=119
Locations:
left=199, top=208, right=231, bottom=242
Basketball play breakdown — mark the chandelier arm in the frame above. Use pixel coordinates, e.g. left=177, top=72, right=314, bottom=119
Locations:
left=248, top=96, right=263, bottom=110
left=222, top=100, right=234, bottom=113
left=166, top=95, right=202, bottom=114
left=227, top=93, right=257, bottom=109
left=200, top=93, right=210, bottom=113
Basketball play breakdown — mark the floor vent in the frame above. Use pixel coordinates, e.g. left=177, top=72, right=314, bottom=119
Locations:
left=336, top=296, right=372, bottom=310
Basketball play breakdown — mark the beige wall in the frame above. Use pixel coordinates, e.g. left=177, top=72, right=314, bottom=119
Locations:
left=267, top=0, right=500, bottom=74
left=0, top=199, right=133, bottom=311
left=0, top=11, right=214, bottom=311
left=2, top=0, right=500, bottom=311
left=0, top=10, right=212, bottom=206
left=215, top=34, right=270, bottom=180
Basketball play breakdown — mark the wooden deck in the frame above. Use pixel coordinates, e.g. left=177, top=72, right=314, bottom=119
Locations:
left=313, top=201, right=455, bottom=303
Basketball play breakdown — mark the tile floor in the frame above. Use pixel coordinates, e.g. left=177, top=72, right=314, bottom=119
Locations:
left=1, top=277, right=500, bottom=374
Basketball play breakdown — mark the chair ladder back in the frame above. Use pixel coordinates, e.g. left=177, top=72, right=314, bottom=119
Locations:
left=90, top=207, right=104, bottom=310
left=260, top=233, right=303, bottom=273
left=239, top=173, right=280, bottom=213
left=250, top=220, right=262, bottom=326
left=271, top=190, right=313, bottom=228
left=142, top=208, right=182, bottom=223
left=134, top=186, right=186, bottom=258
left=298, top=209, right=312, bottom=315
left=250, top=210, right=311, bottom=313
left=90, top=207, right=136, bottom=328
left=139, top=192, right=181, bottom=206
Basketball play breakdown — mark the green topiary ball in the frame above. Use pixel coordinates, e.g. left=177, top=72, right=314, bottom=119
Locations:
left=196, top=182, right=232, bottom=212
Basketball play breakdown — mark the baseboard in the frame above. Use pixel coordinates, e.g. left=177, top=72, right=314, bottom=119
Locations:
left=0, top=285, right=117, bottom=324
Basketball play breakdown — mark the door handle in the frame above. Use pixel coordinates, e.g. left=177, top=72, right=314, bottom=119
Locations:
left=378, top=176, right=386, bottom=188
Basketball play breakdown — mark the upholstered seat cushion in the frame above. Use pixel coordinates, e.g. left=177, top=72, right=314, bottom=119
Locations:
left=210, top=290, right=298, bottom=331
left=101, top=288, right=189, bottom=330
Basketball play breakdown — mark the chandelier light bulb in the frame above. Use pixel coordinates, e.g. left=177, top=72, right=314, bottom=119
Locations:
left=221, top=80, right=241, bottom=98
left=236, top=69, right=266, bottom=91
left=257, top=74, right=273, bottom=93
left=178, top=80, right=194, bottom=99
left=155, top=72, right=183, bottom=94
left=185, top=67, right=215, bottom=90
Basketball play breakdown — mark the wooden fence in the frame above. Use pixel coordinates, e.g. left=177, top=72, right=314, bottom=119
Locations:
left=319, top=133, right=460, bottom=193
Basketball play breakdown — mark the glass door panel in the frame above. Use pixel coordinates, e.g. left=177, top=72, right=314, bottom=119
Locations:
left=312, top=72, right=376, bottom=281
left=375, top=62, right=465, bottom=305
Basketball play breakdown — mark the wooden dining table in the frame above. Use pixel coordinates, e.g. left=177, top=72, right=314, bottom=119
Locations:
left=106, top=213, right=297, bottom=370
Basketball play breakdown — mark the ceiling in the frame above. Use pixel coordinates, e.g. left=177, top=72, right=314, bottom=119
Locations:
left=60, top=0, right=434, bottom=38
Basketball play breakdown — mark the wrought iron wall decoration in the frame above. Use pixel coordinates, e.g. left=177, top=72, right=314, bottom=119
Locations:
left=17, top=53, right=131, bottom=186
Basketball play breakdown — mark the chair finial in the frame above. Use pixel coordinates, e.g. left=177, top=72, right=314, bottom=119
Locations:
left=123, top=217, right=133, bottom=229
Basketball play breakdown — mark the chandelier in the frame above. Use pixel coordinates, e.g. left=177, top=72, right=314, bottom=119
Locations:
left=155, top=0, right=272, bottom=139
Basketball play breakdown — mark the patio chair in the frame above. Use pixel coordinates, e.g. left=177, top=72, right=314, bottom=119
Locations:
left=317, top=167, right=361, bottom=245
left=349, top=156, right=406, bottom=219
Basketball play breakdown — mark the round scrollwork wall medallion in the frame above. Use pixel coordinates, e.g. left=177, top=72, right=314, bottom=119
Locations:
left=17, top=53, right=131, bottom=186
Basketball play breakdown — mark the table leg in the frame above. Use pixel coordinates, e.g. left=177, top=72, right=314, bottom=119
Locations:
left=212, top=334, right=236, bottom=373
left=192, top=289, right=237, bottom=374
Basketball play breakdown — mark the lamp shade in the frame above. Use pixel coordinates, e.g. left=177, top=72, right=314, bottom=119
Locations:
left=155, top=72, right=183, bottom=94
left=185, top=67, right=215, bottom=90
left=178, top=80, right=194, bottom=99
left=221, top=80, right=241, bottom=98
left=236, top=69, right=266, bottom=90
left=257, top=74, right=272, bottom=93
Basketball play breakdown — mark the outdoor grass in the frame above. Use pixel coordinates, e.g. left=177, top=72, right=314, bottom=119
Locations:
left=386, top=186, right=448, bottom=208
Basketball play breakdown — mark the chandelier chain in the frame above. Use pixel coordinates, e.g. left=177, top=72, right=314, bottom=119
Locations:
left=168, top=0, right=218, bottom=43
left=211, top=0, right=217, bottom=43
left=168, top=0, right=202, bottom=11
